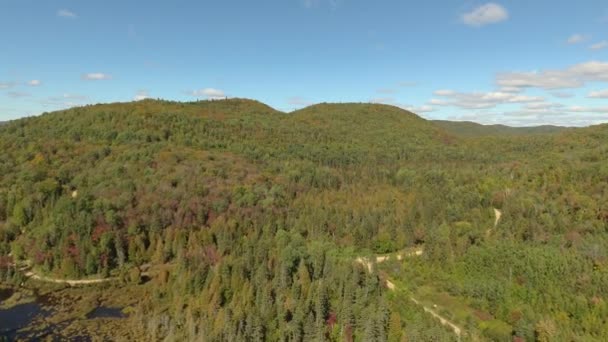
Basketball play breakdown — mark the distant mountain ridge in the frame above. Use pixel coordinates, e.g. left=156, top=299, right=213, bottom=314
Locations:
left=433, top=119, right=568, bottom=137
left=1, top=99, right=578, bottom=136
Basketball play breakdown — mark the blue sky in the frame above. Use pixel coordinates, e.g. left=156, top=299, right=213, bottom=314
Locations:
left=1, top=0, right=608, bottom=126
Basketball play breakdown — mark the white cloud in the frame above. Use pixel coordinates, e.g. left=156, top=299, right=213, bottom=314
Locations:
left=41, top=94, right=91, bottom=109
left=369, top=97, right=435, bottom=113
left=550, top=91, right=574, bottom=98
left=496, top=60, right=608, bottom=90
left=0, top=82, right=15, bottom=89
left=497, top=71, right=578, bottom=89
left=287, top=96, right=313, bottom=107
left=569, top=61, right=608, bottom=77
left=447, top=106, right=607, bottom=127
left=434, top=89, right=456, bottom=96
left=567, top=34, right=587, bottom=44
left=498, top=86, right=522, bottom=93
left=370, top=97, right=396, bottom=104
left=82, top=73, right=112, bottom=80
left=134, top=90, right=150, bottom=101
left=56, top=93, right=89, bottom=101
left=57, top=9, right=77, bottom=18
left=404, top=105, right=434, bottom=113
left=190, top=88, right=226, bottom=99
left=428, top=98, right=449, bottom=105
left=502, top=109, right=567, bottom=117
left=377, top=88, right=397, bottom=94
left=566, top=105, right=608, bottom=113
left=588, top=89, right=608, bottom=98
left=6, top=91, right=30, bottom=98
left=461, top=3, right=508, bottom=27
left=590, top=41, right=608, bottom=50
left=27, top=80, right=42, bottom=86
left=432, top=90, right=544, bottom=109
left=46, top=94, right=89, bottom=103
left=524, top=102, right=564, bottom=110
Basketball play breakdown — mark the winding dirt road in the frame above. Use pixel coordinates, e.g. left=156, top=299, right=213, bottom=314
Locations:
left=410, top=296, right=462, bottom=337
left=9, top=260, right=118, bottom=286
left=23, top=270, right=117, bottom=286
left=356, top=248, right=463, bottom=339
left=355, top=248, right=424, bottom=273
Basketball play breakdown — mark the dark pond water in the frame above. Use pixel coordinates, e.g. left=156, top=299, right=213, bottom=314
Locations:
left=0, top=287, right=52, bottom=340
left=0, top=288, right=126, bottom=340
left=0, top=301, right=48, bottom=337
left=85, top=306, right=126, bottom=319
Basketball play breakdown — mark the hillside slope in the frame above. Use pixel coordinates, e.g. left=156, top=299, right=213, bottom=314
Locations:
left=1, top=99, right=607, bottom=341
left=293, top=103, right=450, bottom=143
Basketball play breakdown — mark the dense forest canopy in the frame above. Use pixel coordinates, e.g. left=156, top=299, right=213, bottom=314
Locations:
left=1, top=98, right=607, bottom=341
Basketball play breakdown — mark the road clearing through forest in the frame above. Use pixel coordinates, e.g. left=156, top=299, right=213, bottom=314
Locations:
left=23, top=270, right=117, bottom=286
left=355, top=247, right=463, bottom=339
left=7, top=259, right=172, bottom=287
left=494, top=208, right=502, bottom=227
left=410, top=296, right=462, bottom=337
left=486, top=208, right=503, bottom=238
left=355, top=247, right=423, bottom=273
left=8, top=260, right=118, bottom=286
left=13, top=261, right=168, bottom=286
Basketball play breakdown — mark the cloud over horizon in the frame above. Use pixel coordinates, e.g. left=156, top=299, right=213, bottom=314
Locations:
left=40, top=93, right=92, bottom=109
left=369, top=97, right=435, bottom=113
left=446, top=106, right=608, bottom=127
left=82, top=73, right=112, bottom=81
left=0, top=82, right=16, bottom=89
left=587, top=89, right=608, bottom=98
left=567, top=34, right=588, bottom=44
left=6, top=91, right=31, bottom=98
left=57, top=9, right=77, bottom=18
left=190, top=88, right=226, bottom=100
left=287, top=96, right=314, bottom=107
left=462, top=3, right=508, bottom=27
left=430, top=90, right=544, bottom=109
left=496, top=61, right=608, bottom=90
left=590, top=41, right=608, bottom=50
left=134, top=90, right=150, bottom=101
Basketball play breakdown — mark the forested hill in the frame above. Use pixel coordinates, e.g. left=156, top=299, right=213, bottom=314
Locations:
left=1, top=98, right=608, bottom=340
left=433, top=119, right=568, bottom=137
left=1, top=99, right=454, bottom=168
